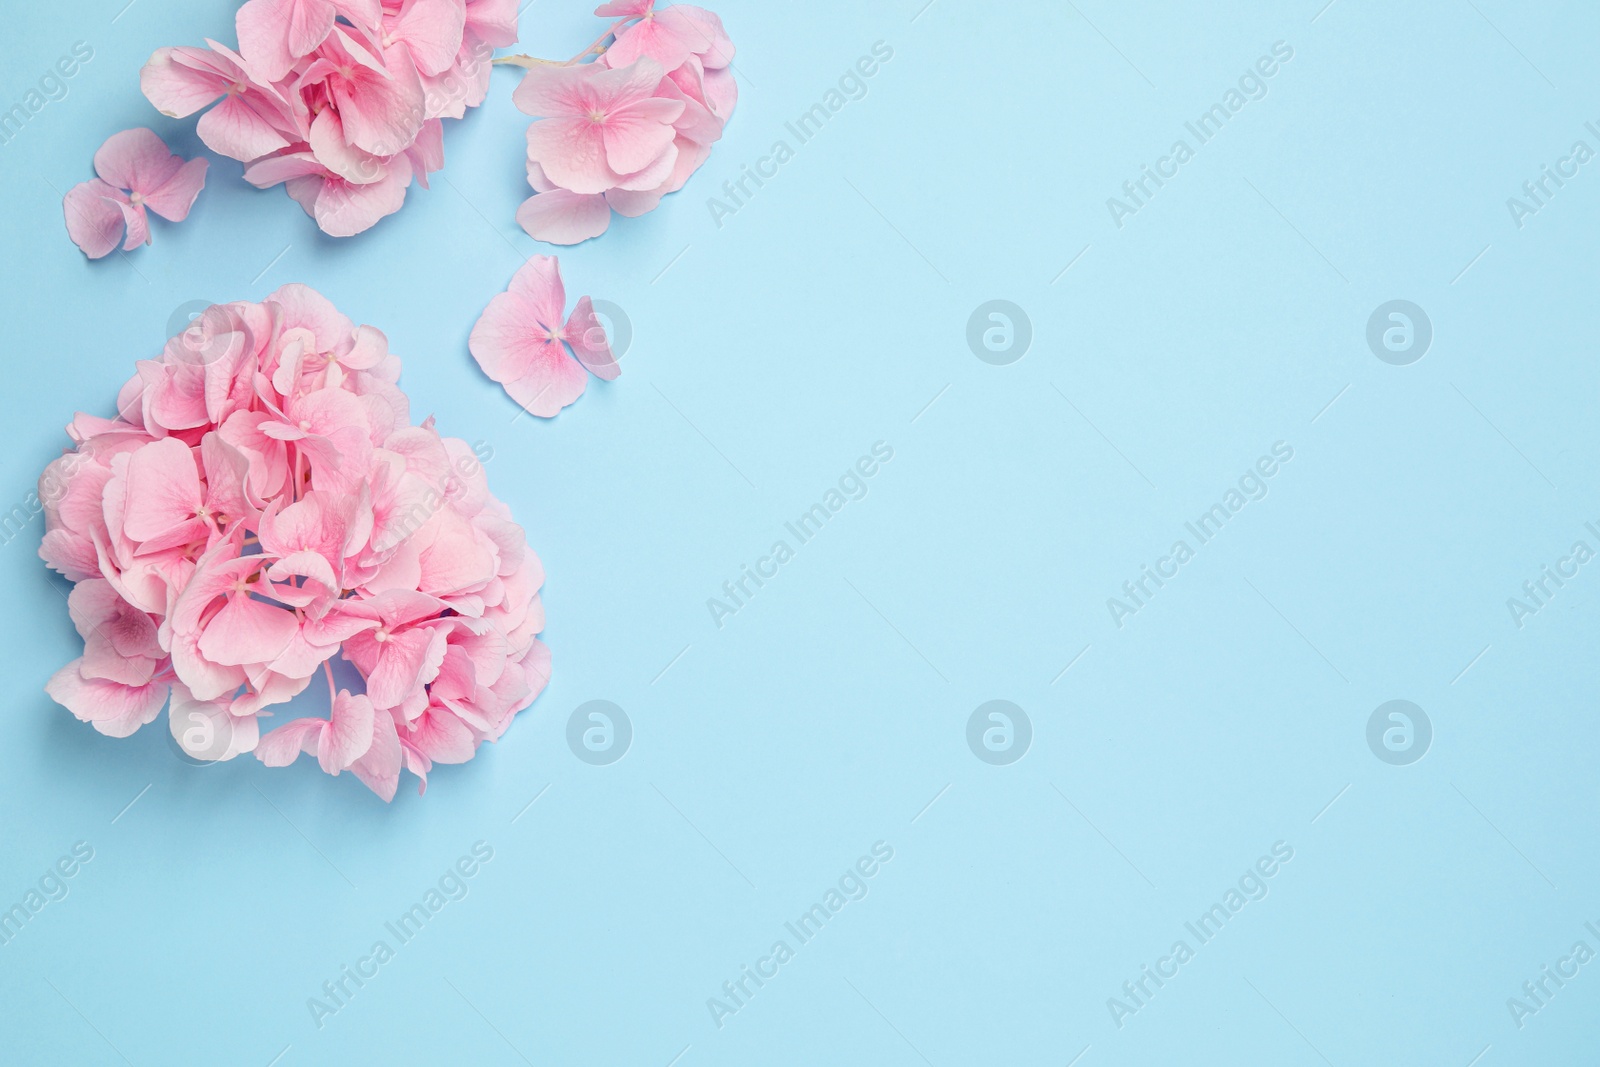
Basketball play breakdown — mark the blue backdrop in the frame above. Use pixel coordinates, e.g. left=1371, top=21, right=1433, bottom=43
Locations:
left=2, top=0, right=1598, bottom=1063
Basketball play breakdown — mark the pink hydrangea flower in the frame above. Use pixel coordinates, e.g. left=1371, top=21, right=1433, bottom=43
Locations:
left=512, top=1, right=736, bottom=244
left=40, top=285, right=549, bottom=800
left=469, top=255, right=617, bottom=417
left=140, top=0, right=517, bottom=237
left=62, top=129, right=208, bottom=258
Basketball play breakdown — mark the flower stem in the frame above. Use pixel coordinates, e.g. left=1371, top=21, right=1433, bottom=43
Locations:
left=491, top=17, right=634, bottom=69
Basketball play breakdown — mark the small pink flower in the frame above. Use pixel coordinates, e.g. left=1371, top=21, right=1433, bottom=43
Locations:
left=513, top=4, right=736, bottom=244
left=513, top=58, right=683, bottom=194
left=63, top=128, right=208, bottom=259
left=602, top=2, right=735, bottom=73
left=469, top=255, right=617, bottom=417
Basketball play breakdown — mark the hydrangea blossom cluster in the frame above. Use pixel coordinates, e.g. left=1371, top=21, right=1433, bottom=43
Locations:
left=140, top=0, right=518, bottom=236
left=512, top=0, right=736, bottom=244
left=40, top=286, right=549, bottom=800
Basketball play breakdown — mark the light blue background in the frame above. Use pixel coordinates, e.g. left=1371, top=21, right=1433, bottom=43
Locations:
left=2, top=0, right=1598, bottom=1063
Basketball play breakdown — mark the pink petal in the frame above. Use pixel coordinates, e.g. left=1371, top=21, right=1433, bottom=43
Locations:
left=507, top=253, right=567, bottom=328
left=94, top=128, right=183, bottom=194
left=308, top=159, right=414, bottom=237
left=288, top=0, right=339, bottom=57
left=526, top=117, right=613, bottom=194
left=465, top=0, right=519, bottom=47
left=46, top=661, right=169, bottom=738
left=565, top=296, right=620, bottom=380
left=256, top=717, right=325, bottom=766
left=403, top=706, right=477, bottom=764
left=390, top=0, right=466, bottom=76
left=199, top=595, right=301, bottom=667
left=62, top=180, right=126, bottom=259
left=512, top=63, right=599, bottom=118
left=321, top=690, right=376, bottom=772
left=142, top=157, right=208, bottom=221
left=308, top=109, right=387, bottom=185
left=515, top=189, right=612, bottom=245
left=602, top=97, right=684, bottom=174
left=197, top=94, right=291, bottom=162
left=117, top=200, right=151, bottom=251
left=121, top=438, right=203, bottom=545
left=140, top=47, right=226, bottom=118
left=362, top=625, right=447, bottom=708
left=351, top=705, right=402, bottom=800
left=595, top=0, right=653, bottom=15
left=236, top=0, right=304, bottom=82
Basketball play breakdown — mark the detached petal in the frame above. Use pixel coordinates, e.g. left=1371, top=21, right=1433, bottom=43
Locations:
left=515, top=189, right=612, bottom=245
left=142, top=157, right=208, bottom=221
left=63, top=180, right=127, bottom=259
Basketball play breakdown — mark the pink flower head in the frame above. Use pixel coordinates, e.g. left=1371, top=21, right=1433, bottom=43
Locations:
left=602, top=2, right=735, bottom=72
left=63, top=129, right=208, bottom=259
left=513, top=4, right=735, bottom=244
left=140, top=0, right=504, bottom=237
left=469, top=255, right=618, bottom=417
left=41, top=287, right=549, bottom=800
left=514, top=58, right=683, bottom=194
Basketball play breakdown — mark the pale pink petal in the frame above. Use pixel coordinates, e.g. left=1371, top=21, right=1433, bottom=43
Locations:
left=309, top=159, right=414, bottom=237
left=198, top=595, right=300, bottom=667
left=63, top=180, right=126, bottom=259
left=526, top=117, right=612, bottom=194
left=117, top=200, right=151, bottom=251
left=465, top=0, right=519, bottom=47
left=321, top=690, right=376, bottom=772
left=351, top=705, right=402, bottom=801
left=390, top=0, right=466, bottom=76
left=255, top=717, right=325, bottom=766
left=288, top=0, right=339, bottom=56
left=142, top=157, right=208, bottom=221
left=515, top=189, right=612, bottom=245
left=121, top=438, right=203, bottom=545
left=46, top=662, right=169, bottom=738
left=196, top=95, right=291, bottom=162
left=404, top=706, right=477, bottom=763
left=94, top=128, right=183, bottom=194
left=140, top=47, right=227, bottom=117
left=595, top=0, right=652, bottom=15
left=512, top=63, right=600, bottom=118
left=236, top=0, right=307, bottom=82
left=601, top=97, right=683, bottom=174
left=308, top=109, right=387, bottom=185
left=565, top=296, right=619, bottom=380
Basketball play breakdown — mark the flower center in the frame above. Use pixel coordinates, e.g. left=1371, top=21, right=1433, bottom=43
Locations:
left=374, top=628, right=390, bottom=643
left=588, top=110, right=607, bottom=124
left=129, top=192, right=144, bottom=206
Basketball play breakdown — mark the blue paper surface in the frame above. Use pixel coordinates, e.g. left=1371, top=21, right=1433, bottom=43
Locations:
left=2, top=1, right=1598, bottom=1063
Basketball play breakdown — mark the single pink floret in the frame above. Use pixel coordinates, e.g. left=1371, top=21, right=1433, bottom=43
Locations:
left=63, top=128, right=208, bottom=259
left=469, top=255, right=617, bottom=418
